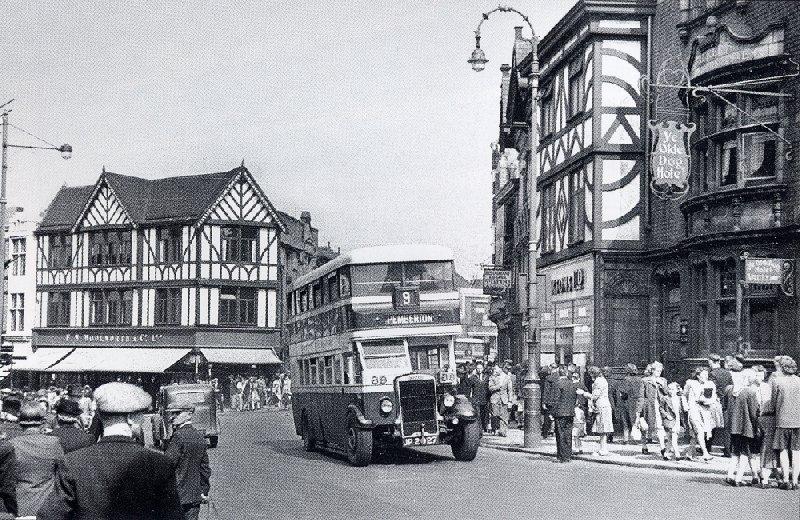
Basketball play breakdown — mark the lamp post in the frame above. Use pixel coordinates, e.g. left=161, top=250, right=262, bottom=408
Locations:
left=468, top=5, right=542, bottom=448
left=0, top=99, right=72, bottom=349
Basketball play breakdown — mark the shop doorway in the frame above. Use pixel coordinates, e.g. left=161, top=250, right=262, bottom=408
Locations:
left=555, top=327, right=574, bottom=365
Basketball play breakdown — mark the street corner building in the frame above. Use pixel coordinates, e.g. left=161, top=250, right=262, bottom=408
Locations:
left=18, top=165, right=303, bottom=389
left=488, top=0, right=800, bottom=377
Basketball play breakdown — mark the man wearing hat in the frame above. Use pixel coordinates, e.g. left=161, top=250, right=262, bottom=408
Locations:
left=165, top=408, right=211, bottom=520
left=50, top=399, right=95, bottom=454
left=37, top=382, right=183, bottom=520
left=9, top=401, right=65, bottom=517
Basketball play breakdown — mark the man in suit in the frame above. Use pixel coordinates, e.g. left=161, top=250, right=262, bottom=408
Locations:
left=37, top=382, right=183, bottom=520
left=552, top=365, right=579, bottom=462
left=165, top=408, right=211, bottom=520
left=50, top=399, right=95, bottom=454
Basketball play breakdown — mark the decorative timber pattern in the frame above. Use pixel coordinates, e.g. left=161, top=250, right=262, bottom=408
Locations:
left=79, top=183, right=131, bottom=228
left=208, top=176, right=274, bottom=224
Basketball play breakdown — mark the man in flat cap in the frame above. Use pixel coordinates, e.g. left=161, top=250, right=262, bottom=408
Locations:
left=37, top=382, right=183, bottom=520
left=49, top=399, right=95, bottom=454
left=165, top=408, right=211, bottom=520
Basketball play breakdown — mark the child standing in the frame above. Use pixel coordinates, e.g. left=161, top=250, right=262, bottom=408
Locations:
left=573, top=404, right=587, bottom=455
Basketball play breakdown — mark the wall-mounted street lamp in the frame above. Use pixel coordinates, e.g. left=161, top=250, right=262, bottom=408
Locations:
left=467, top=5, right=542, bottom=449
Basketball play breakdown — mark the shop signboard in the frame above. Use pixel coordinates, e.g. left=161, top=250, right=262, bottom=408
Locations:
left=744, top=257, right=795, bottom=296
left=542, top=256, right=594, bottom=304
left=483, top=269, right=511, bottom=296
left=648, top=120, right=696, bottom=200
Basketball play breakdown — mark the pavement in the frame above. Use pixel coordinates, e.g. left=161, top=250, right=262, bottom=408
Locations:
left=205, top=407, right=795, bottom=520
left=480, top=427, right=733, bottom=475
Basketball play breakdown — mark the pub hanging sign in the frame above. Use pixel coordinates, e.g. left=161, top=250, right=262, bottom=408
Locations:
left=648, top=120, right=696, bottom=201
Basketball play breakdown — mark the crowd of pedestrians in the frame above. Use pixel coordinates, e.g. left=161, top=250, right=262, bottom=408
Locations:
left=527, top=354, right=800, bottom=490
left=456, top=360, right=523, bottom=437
left=0, top=381, right=213, bottom=519
left=224, top=373, right=292, bottom=413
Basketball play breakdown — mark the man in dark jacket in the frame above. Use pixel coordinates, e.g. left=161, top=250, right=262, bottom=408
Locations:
left=468, top=362, right=489, bottom=432
left=165, top=408, right=211, bottom=520
left=37, top=382, right=183, bottom=520
left=552, top=366, right=579, bottom=462
left=50, top=399, right=95, bottom=454
left=540, top=364, right=558, bottom=438
left=708, top=353, right=733, bottom=456
left=0, top=439, right=16, bottom=518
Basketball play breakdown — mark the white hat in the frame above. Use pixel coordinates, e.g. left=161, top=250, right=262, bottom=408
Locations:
left=94, top=382, right=152, bottom=414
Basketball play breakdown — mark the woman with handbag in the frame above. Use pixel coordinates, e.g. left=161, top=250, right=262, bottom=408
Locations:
left=725, top=369, right=763, bottom=486
left=682, top=367, right=715, bottom=462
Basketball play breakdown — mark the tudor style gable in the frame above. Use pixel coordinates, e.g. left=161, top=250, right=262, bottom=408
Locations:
left=203, top=169, right=282, bottom=227
left=76, top=177, right=133, bottom=230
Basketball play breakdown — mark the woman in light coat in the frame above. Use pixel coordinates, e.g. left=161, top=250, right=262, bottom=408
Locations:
left=579, top=366, right=613, bottom=456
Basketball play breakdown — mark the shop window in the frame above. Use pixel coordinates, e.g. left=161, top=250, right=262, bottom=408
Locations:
left=48, top=235, right=72, bottom=269
left=47, top=292, right=71, bottom=326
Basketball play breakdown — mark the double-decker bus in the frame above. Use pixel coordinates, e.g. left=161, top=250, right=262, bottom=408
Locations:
left=285, top=244, right=480, bottom=466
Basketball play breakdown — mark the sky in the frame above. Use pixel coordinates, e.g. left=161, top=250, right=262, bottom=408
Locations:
left=2, top=1, right=573, bottom=277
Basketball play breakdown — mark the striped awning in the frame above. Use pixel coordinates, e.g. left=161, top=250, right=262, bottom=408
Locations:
left=48, top=348, right=192, bottom=373
left=11, top=348, right=74, bottom=371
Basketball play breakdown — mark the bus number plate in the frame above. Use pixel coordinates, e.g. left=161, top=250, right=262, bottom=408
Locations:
left=370, top=375, right=388, bottom=385
left=404, top=435, right=438, bottom=446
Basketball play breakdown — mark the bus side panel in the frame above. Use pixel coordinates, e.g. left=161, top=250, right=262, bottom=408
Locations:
left=319, top=390, right=356, bottom=449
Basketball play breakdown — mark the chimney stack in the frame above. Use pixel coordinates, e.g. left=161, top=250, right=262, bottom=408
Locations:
left=514, top=26, right=524, bottom=40
left=300, top=211, right=311, bottom=225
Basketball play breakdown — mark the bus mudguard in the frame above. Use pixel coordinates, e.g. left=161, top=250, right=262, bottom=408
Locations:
left=449, top=395, right=477, bottom=422
left=347, top=404, right=374, bottom=429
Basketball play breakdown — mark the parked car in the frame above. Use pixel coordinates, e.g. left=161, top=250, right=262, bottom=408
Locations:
left=152, top=383, right=220, bottom=448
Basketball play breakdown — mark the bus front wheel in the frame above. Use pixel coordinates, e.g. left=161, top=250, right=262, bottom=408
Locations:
left=346, top=417, right=373, bottom=467
left=301, top=415, right=316, bottom=452
left=451, top=420, right=481, bottom=461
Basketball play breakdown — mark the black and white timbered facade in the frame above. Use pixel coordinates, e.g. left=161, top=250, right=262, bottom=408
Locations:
left=29, top=165, right=285, bottom=377
left=490, top=1, right=656, bottom=368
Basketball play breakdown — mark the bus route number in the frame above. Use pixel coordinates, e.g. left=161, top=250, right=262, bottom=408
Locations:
left=370, top=375, right=388, bottom=385
left=393, top=287, right=420, bottom=310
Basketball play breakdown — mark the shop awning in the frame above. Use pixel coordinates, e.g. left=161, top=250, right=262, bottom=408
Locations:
left=12, top=348, right=74, bottom=371
left=48, top=348, right=192, bottom=373
left=200, top=348, right=281, bottom=365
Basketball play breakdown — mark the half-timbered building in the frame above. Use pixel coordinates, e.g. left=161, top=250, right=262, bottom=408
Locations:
left=25, top=165, right=287, bottom=386
left=489, top=0, right=656, bottom=368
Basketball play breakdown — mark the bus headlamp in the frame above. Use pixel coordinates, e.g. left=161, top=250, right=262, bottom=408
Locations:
left=380, top=398, right=394, bottom=414
left=443, top=394, right=455, bottom=408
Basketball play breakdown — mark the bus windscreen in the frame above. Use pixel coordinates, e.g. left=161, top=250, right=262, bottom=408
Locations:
left=350, top=261, right=453, bottom=296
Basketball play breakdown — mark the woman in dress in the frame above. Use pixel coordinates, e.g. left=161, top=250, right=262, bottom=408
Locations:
left=579, top=366, right=613, bottom=456
left=682, top=367, right=715, bottom=461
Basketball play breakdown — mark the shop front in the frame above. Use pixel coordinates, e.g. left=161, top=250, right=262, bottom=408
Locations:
left=538, top=255, right=594, bottom=369
left=17, top=328, right=282, bottom=391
